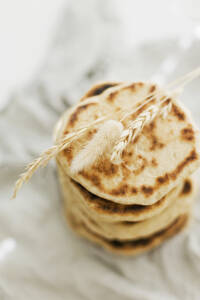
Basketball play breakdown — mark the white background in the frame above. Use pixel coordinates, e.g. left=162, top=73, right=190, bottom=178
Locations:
left=0, top=0, right=65, bottom=106
left=0, top=0, right=200, bottom=106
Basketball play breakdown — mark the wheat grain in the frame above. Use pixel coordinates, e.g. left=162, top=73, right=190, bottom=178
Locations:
left=70, top=120, right=123, bottom=173
left=111, top=98, right=172, bottom=165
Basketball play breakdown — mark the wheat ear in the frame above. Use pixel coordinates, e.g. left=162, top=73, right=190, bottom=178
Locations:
left=70, top=120, right=123, bottom=173
left=11, top=117, right=106, bottom=199
left=111, top=96, right=172, bottom=164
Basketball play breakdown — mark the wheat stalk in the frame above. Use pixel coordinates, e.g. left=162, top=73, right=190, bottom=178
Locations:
left=11, top=117, right=106, bottom=199
left=111, top=97, right=172, bottom=164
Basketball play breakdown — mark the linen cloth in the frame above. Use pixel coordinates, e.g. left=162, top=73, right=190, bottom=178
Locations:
left=0, top=1, right=200, bottom=299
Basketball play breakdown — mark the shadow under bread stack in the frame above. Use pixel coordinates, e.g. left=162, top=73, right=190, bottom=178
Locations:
left=55, top=81, right=200, bottom=256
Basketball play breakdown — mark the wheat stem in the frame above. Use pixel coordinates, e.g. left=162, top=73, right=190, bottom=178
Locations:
left=11, top=116, right=106, bottom=199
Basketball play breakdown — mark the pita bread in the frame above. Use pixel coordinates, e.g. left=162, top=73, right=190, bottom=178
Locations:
left=57, top=163, right=184, bottom=222
left=66, top=211, right=189, bottom=256
left=56, top=81, right=200, bottom=205
left=69, top=178, right=194, bottom=240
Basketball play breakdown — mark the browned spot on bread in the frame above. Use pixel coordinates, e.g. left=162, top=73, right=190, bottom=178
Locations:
left=68, top=103, right=97, bottom=127
left=137, top=82, right=144, bottom=87
left=63, top=130, right=69, bottom=135
left=131, top=187, right=138, bottom=194
left=122, top=150, right=133, bottom=158
left=149, top=120, right=156, bottom=130
left=180, top=179, right=191, bottom=195
left=121, top=82, right=144, bottom=93
left=171, top=103, right=185, bottom=121
left=75, top=150, right=196, bottom=199
left=141, top=186, right=153, bottom=196
left=93, top=158, right=119, bottom=177
left=111, top=184, right=129, bottom=196
left=63, top=147, right=73, bottom=163
left=168, top=150, right=197, bottom=181
left=181, top=127, right=194, bottom=141
left=79, top=171, right=102, bottom=188
left=85, top=82, right=119, bottom=98
left=121, top=220, right=139, bottom=225
left=121, top=150, right=135, bottom=168
left=107, top=91, right=118, bottom=102
left=87, top=128, right=97, bottom=139
left=149, top=85, right=156, bottom=93
left=161, top=98, right=171, bottom=107
left=150, top=135, right=165, bottom=151
left=130, top=83, right=136, bottom=91
left=151, top=158, right=158, bottom=167
left=156, top=174, right=169, bottom=185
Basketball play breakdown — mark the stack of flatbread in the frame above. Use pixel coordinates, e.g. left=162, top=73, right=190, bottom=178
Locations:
left=55, top=81, right=200, bottom=256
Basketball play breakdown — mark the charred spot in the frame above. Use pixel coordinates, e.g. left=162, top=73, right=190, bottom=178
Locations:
left=131, top=187, right=138, bottom=194
left=149, top=85, right=156, bottom=93
left=111, top=184, right=128, bottom=196
left=107, top=91, right=118, bottom=102
left=85, top=82, right=119, bottom=98
left=156, top=174, right=169, bottom=185
left=171, top=103, right=185, bottom=121
left=130, top=83, right=136, bottom=91
left=79, top=171, right=102, bottom=188
left=121, top=151, right=134, bottom=166
left=151, top=158, right=158, bottom=167
left=181, top=179, right=191, bottom=195
left=161, top=98, right=171, bottom=107
left=149, top=120, right=156, bottom=130
left=169, top=150, right=197, bottom=180
left=121, top=220, right=139, bottom=225
left=63, top=147, right=73, bottom=163
left=141, top=185, right=154, bottom=196
left=93, top=158, right=119, bottom=177
left=181, top=127, right=194, bottom=141
left=68, top=103, right=97, bottom=127
left=87, top=128, right=97, bottom=139
left=150, top=135, right=165, bottom=151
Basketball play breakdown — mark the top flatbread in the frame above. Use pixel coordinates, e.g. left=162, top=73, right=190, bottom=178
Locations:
left=56, top=81, right=200, bottom=205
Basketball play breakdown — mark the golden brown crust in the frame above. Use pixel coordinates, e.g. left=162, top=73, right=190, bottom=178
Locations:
left=67, top=212, right=189, bottom=256
left=55, top=81, right=200, bottom=205
left=57, top=161, right=191, bottom=222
